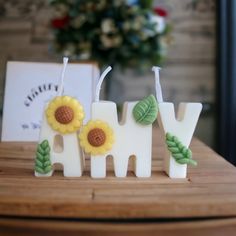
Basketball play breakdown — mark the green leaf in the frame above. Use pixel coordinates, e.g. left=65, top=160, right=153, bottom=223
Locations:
left=45, top=146, right=50, bottom=154
left=36, top=152, right=44, bottom=161
left=35, top=166, right=45, bottom=174
left=178, top=142, right=184, bottom=150
left=44, top=166, right=52, bottom=174
left=166, top=140, right=176, bottom=147
left=166, top=133, right=172, bottom=140
left=43, top=161, right=52, bottom=167
left=41, top=140, right=49, bottom=149
left=132, top=94, right=158, bottom=125
left=168, top=147, right=179, bottom=153
left=37, top=145, right=45, bottom=155
left=43, top=154, right=50, bottom=161
left=188, top=159, right=197, bottom=166
left=34, top=140, right=52, bottom=175
left=187, top=149, right=192, bottom=159
left=172, top=153, right=184, bottom=160
left=176, top=158, right=192, bottom=165
left=35, top=159, right=43, bottom=168
left=165, top=133, right=197, bottom=166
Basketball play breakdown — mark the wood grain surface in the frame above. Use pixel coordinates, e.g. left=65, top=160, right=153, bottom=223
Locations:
left=1, top=217, right=236, bottom=236
left=0, top=128, right=236, bottom=220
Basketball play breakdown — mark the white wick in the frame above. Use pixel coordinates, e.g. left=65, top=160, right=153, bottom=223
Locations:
left=57, top=57, right=69, bottom=96
left=152, top=66, right=163, bottom=103
left=95, top=66, right=112, bottom=102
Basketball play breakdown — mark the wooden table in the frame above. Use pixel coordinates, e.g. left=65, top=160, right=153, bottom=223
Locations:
left=1, top=129, right=236, bottom=235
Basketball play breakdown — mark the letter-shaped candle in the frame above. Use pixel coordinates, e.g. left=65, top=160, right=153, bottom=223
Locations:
left=79, top=67, right=157, bottom=178
left=152, top=67, right=202, bottom=178
left=34, top=58, right=85, bottom=177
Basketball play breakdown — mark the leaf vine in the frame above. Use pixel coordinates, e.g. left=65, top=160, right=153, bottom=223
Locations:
left=35, top=140, right=52, bottom=174
left=165, top=133, right=197, bottom=166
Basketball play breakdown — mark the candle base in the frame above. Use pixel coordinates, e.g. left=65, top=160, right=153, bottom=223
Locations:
left=35, top=170, right=53, bottom=177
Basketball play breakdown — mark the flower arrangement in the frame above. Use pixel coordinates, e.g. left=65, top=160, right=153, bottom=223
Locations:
left=50, top=0, right=171, bottom=69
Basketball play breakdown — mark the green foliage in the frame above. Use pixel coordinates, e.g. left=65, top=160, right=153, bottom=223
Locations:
left=140, top=0, right=154, bottom=9
left=35, top=140, right=52, bottom=174
left=132, top=94, right=158, bottom=125
left=49, top=0, right=171, bottom=70
left=165, top=133, right=197, bottom=166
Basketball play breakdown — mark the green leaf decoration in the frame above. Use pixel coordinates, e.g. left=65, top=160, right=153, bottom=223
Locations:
left=132, top=94, right=158, bottom=125
left=165, top=133, right=197, bottom=166
left=34, top=140, right=52, bottom=174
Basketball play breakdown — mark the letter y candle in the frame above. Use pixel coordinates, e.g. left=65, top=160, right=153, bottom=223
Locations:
left=153, top=66, right=202, bottom=178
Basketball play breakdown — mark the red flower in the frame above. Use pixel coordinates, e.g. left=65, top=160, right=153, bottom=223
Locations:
left=154, top=7, right=168, bottom=17
left=51, top=16, right=69, bottom=29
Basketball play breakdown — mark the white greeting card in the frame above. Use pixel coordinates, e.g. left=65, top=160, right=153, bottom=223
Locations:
left=2, top=61, right=99, bottom=141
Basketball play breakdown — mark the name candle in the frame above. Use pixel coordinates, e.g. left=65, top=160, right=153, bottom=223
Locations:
left=34, top=61, right=202, bottom=179
left=34, top=58, right=85, bottom=177
left=79, top=67, right=158, bottom=178
left=153, top=67, right=202, bottom=178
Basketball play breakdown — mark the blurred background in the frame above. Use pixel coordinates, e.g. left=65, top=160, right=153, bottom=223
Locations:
left=0, top=1, right=218, bottom=156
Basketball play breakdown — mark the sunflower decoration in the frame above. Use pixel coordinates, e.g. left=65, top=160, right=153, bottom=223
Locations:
left=46, top=96, right=84, bottom=134
left=79, top=120, right=114, bottom=155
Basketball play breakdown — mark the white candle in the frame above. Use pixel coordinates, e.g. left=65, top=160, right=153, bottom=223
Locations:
left=36, top=109, right=84, bottom=177
left=158, top=103, right=202, bottom=178
left=90, top=101, right=152, bottom=178
left=35, top=58, right=84, bottom=177
left=79, top=66, right=154, bottom=178
left=152, top=67, right=202, bottom=178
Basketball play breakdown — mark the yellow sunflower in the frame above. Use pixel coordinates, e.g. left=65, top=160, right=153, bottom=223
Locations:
left=79, top=120, right=114, bottom=155
left=46, top=96, right=84, bottom=134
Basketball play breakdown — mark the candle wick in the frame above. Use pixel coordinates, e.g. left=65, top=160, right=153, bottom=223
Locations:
left=95, top=66, right=112, bottom=102
left=57, top=57, right=69, bottom=96
left=152, top=66, right=163, bottom=103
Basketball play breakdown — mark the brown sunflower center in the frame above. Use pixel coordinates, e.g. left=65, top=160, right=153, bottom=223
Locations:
left=55, top=106, right=74, bottom=124
left=87, top=128, right=106, bottom=147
